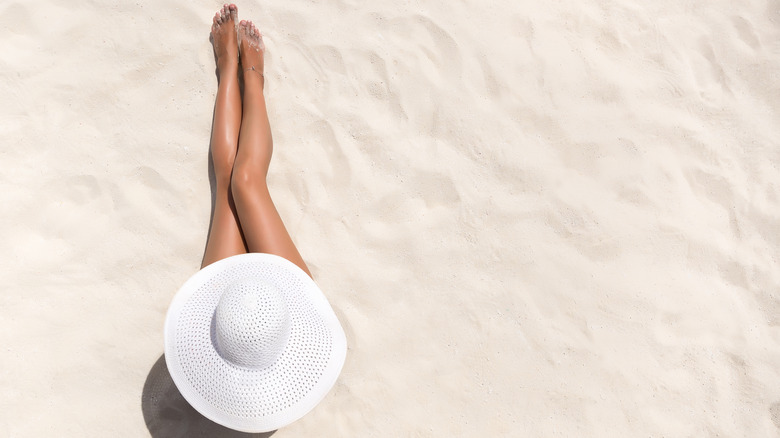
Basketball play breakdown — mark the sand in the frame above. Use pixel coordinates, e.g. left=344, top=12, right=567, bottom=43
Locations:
left=1, top=0, right=779, bottom=436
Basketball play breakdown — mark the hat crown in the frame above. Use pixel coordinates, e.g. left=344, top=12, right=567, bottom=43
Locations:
left=214, top=278, right=291, bottom=369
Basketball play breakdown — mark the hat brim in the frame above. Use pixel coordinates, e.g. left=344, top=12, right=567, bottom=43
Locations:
left=164, top=253, right=347, bottom=433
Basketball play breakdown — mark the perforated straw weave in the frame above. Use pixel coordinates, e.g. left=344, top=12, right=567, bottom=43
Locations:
left=164, top=253, right=347, bottom=433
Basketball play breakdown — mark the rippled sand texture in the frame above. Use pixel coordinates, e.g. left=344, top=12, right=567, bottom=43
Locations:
left=1, top=0, right=779, bottom=436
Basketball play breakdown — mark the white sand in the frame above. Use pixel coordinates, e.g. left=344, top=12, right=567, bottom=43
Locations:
left=2, top=0, right=780, bottom=436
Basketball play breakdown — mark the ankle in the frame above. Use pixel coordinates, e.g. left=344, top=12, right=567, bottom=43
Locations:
left=217, top=62, right=238, bottom=77
left=244, top=66, right=264, bottom=78
left=243, top=67, right=265, bottom=89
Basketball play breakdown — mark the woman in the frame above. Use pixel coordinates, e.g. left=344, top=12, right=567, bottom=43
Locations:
left=162, top=5, right=346, bottom=433
left=203, top=3, right=310, bottom=276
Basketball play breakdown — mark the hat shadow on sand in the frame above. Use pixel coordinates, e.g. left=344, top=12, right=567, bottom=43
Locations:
left=142, top=354, right=276, bottom=438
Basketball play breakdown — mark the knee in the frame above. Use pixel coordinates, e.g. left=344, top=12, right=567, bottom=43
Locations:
left=230, top=162, right=266, bottom=200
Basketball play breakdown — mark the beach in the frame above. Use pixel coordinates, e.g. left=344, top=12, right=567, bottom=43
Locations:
left=1, top=0, right=779, bottom=436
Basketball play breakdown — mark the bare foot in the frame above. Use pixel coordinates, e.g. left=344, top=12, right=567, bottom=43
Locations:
left=239, top=20, right=265, bottom=84
left=211, top=4, right=239, bottom=73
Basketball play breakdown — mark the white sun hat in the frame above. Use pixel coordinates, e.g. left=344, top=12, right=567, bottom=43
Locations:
left=164, top=252, right=347, bottom=433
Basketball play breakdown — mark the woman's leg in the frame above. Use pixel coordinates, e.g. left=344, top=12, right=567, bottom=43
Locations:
left=231, top=20, right=312, bottom=277
left=201, top=4, right=247, bottom=268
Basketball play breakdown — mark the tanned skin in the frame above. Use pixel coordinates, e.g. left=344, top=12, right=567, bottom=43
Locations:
left=202, top=4, right=311, bottom=278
